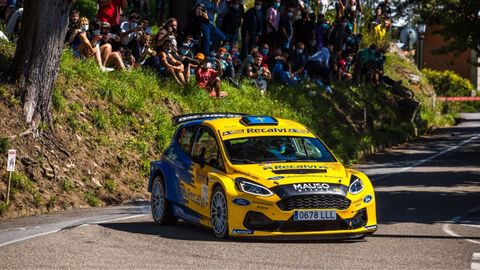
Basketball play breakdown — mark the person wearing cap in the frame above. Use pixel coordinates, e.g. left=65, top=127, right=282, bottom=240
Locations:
left=195, top=53, right=227, bottom=98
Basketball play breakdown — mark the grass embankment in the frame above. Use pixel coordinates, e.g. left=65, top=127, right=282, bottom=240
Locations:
left=0, top=40, right=453, bottom=218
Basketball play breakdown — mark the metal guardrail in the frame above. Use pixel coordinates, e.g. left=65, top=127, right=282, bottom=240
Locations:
left=437, top=97, right=480, bottom=101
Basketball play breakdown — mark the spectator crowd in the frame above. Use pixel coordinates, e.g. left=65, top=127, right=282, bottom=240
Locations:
left=0, top=0, right=394, bottom=98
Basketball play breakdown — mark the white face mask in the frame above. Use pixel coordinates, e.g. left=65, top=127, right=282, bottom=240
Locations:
left=81, top=24, right=89, bottom=32
left=255, top=5, right=261, bottom=10
left=351, top=5, right=357, bottom=12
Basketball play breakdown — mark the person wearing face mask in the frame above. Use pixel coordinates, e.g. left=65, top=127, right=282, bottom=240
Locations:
left=289, top=42, right=307, bottom=78
left=69, top=17, right=114, bottom=72
left=259, top=44, right=270, bottom=66
left=120, top=10, right=143, bottom=47
left=314, top=14, right=330, bottom=51
left=221, top=0, right=244, bottom=45
left=278, top=7, right=294, bottom=50
left=240, top=0, right=264, bottom=59
left=266, top=0, right=281, bottom=50
left=293, top=11, right=316, bottom=55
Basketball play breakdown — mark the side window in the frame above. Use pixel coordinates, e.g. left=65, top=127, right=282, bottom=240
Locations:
left=192, top=127, right=225, bottom=170
left=177, top=126, right=196, bottom=154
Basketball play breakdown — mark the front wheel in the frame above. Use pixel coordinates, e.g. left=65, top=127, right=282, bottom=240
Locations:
left=210, top=186, right=229, bottom=238
left=151, top=176, right=177, bottom=225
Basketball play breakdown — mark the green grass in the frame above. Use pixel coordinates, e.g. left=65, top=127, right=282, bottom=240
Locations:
left=104, top=179, right=117, bottom=193
left=0, top=136, right=10, bottom=154
left=0, top=202, right=8, bottom=216
left=61, top=178, right=74, bottom=192
left=54, top=47, right=452, bottom=163
left=84, top=192, right=101, bottom=207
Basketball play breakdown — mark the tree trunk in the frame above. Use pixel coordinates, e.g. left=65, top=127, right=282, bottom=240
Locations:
left=12, top=0, right=73, bottom=129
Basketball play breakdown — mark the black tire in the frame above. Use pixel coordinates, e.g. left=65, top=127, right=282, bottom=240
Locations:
left=210, top=186, right=229, bottom=239
left=151, top=176, right=178, bottom=225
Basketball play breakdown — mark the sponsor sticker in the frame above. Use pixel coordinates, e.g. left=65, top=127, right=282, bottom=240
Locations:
left=232, top=229, right=254, bottom=235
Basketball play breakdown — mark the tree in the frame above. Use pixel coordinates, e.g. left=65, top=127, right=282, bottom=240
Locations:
left=12, top=0, right=74, bottom=130
left=395, top=0, right=480, bottom=55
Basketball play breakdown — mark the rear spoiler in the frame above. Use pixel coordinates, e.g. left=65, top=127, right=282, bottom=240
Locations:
left=172, top=113, right=248, bottom=125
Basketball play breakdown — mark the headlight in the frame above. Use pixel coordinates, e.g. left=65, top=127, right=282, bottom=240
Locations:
left=235, top=178, right=273, bottom=197
left=349, top=175, right=364, bottom=194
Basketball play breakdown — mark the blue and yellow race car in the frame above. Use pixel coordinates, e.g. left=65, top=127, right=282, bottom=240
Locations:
left=148, top=113, right=377, bottom=239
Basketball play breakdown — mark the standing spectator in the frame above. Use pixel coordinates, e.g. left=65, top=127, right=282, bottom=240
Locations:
left=318, top=0, right=329, bottom=15
left=240, top=0, right=264, bottom=59
left=195, top=54, right=228, bottom=98
left=314, top=14, right=330, bottom=51
left=305, top=44, right=333, bottom=93
left=185, top=4, right=209, bottom=42
left=265, top=0, right=281, bottom=50
left=65, top=9, right=80, bottom=44
left=376, top=0, right=391, bottom=19
left=278, top=7, right=294, bottom=50
left=196, top=0, right=226, bottom=55
left=97, top=0, right=128, bottom=28
left=221, top=0, right=244, bottom=45
left=246, top=54, right=271, bottom=95
left=293, top=11, right=316, bottom=55
left=131, top=0, right=150, bottom=16
left=155, top=0, right=167, bottom=25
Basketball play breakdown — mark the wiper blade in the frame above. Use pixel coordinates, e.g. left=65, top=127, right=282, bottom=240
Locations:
left=230, top=158, right=257, bottom=164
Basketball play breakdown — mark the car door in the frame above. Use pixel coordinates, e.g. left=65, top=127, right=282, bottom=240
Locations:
left=190, top=126, right=226, bottom=219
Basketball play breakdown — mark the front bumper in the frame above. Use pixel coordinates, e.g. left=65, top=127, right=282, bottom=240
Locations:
left=227, top=192, right=377, bottom=237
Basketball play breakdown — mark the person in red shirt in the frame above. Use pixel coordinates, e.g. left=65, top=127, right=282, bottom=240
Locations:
left=195, top=53, right=227, bottom=98
left=97, top=0, right=127, bottom=27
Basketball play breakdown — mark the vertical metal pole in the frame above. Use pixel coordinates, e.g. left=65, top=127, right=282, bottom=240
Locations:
left=6, top=171, right=12, bottom=205
left=419, top=34, right=425, bottom=70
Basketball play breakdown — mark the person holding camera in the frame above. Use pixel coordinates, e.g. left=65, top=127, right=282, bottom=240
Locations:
left=195, top=53, right=227, bottom=98
left=195, top=0, right=226, bottom=55
left=247, top=54, right=271, bottom=95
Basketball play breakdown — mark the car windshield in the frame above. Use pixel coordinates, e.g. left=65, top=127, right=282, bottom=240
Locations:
left=224, top=136, right=336, bottom=164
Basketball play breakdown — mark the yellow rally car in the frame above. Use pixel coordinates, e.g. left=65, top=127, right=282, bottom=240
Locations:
left=148, top=113, right=377, bottom=239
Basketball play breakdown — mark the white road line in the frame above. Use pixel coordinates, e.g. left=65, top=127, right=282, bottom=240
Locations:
left=0, top=213, right=148, bottom=248
left=0, top=229, right=61, bottom=248
left=472, top=253, right=480, bottom=270
left=442, top=207, right=480, bottom=246
left=372, top=134, right=480, bottom=181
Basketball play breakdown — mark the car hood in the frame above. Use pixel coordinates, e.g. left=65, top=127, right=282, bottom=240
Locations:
left=230, top=162, right=350, bottom=188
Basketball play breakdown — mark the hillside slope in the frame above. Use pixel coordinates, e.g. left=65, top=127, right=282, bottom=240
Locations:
left=0, top=41, right=453, bottom=218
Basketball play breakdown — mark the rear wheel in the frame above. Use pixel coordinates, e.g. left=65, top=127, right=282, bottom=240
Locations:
left=151, top=176, right=177, bottom=225
left=210, top=186, right=229, bottom=238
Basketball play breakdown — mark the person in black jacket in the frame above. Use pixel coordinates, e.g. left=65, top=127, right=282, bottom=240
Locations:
left=221, top=0, right=244, bottom=45
left=240, top=0, right=264, bottom=59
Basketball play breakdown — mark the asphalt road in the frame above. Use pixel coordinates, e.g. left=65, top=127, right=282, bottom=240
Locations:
left=0, top=113, right=479, bottom=269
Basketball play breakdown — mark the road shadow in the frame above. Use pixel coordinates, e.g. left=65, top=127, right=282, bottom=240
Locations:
left=99, top=221, right=366, bottom=244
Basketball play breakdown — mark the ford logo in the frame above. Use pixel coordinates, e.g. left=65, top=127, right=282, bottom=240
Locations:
left=233, top=198, right=250, bottom=206
left=364, top=195, right=372, bottom=203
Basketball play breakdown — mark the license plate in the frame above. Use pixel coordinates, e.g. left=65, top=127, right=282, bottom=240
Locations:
left=294, top=210, right=336, bottom=221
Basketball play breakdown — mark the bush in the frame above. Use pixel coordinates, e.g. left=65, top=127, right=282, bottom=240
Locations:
left=0, top=136, right=10, bottom=154
left=423, top=69, right=474, bottom=97
left=104, top=179, right=117, bottom=193
left=84, top=192, right=101, bottom=207
left=0, top=201, right=8, bottom=216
